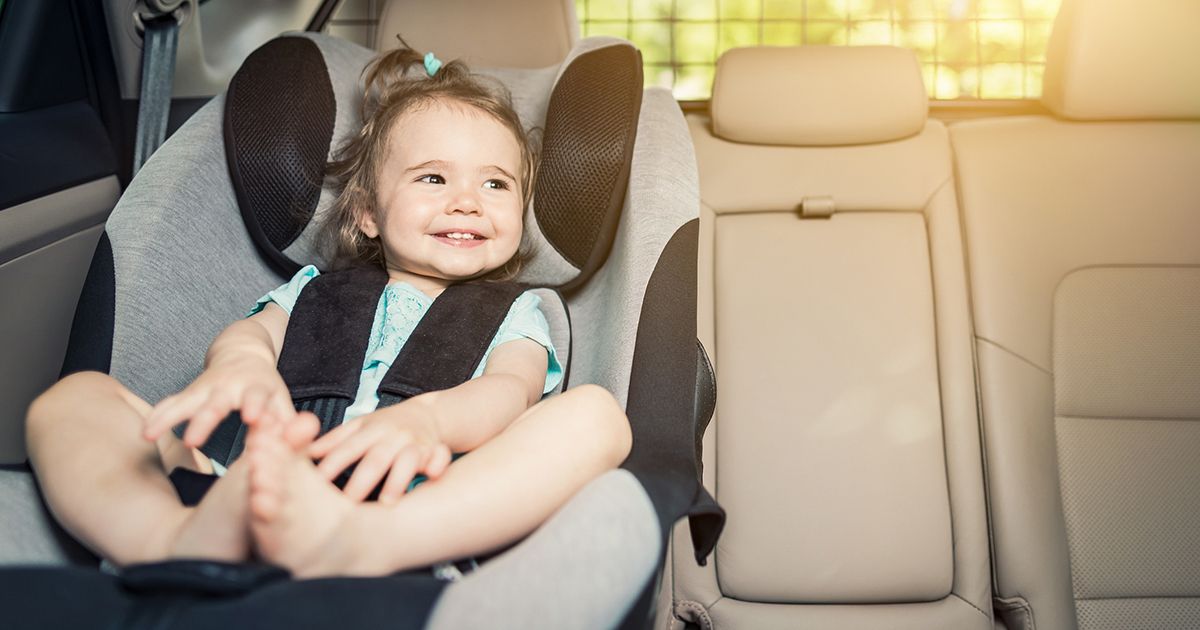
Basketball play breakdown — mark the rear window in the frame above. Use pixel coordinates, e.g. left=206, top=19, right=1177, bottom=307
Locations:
left=576, top=0, right=1062, bottom=101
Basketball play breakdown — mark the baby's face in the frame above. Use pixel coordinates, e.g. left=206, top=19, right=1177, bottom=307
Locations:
left=364, top=101, right=524, bottom=289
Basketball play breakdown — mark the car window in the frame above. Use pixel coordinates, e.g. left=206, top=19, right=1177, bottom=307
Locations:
left=577, top=0, right=1063, bottom=101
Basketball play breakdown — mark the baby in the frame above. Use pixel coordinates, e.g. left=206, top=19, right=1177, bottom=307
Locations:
left=25, top=45, right=632, bottom=578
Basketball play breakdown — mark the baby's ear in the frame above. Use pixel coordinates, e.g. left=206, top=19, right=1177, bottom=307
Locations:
left=356, top=210, right=380, bottom=239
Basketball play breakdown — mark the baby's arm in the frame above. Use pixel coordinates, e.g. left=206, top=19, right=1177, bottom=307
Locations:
left=412, top=337, right=549, bottom=450
left=309, top=337, right=549, bottom=501
left=143, top=302, right=292, bottom=448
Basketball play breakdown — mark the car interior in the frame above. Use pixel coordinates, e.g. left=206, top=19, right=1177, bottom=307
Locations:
left=0, top=0, right=1197, bottom=628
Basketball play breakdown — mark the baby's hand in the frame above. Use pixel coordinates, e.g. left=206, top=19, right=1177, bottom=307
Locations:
left=308, top=407, right=452, bottom=503
left=143, top=352, right=293, bottom=448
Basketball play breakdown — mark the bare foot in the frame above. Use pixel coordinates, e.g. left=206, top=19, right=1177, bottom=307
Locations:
left=163, top=458, right=253, bottom=562
left=158, top=411, right=321, bottom=564
left=247, top=413, right=385, bottom=577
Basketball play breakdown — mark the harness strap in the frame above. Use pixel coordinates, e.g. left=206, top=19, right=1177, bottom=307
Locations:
left=200, top=265, right=386, bottom=465
left=277, top=265, right=388, bottom=400
left=377, top=282, right=527, bottom=407
left=201, top=269, right=525, bottom=466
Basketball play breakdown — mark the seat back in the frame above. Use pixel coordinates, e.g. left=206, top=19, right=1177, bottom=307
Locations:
left=670, top=46, right=992, bottom=629
left=950, top=2, right=1200, bottom=628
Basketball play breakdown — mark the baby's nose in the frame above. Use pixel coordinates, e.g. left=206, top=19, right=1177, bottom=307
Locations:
left=448, top=189, right=482, bottom=215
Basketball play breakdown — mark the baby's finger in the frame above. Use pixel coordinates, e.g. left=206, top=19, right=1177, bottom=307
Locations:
left=313, top=426, right=376, bottom=480
left=182, top=391, right=235, bottom=448
left=342, top=443, right=403, bottom=502
left=309, top=421, right=362, bottom=459
left=240, top=386, right=270, bottom=423
left=266, top=389, right=295, bottom=424
left=423, top=444, right=453, bottom=481
left=144, top=390, right=206, bottom=440
left=378, top=447, right=423, bottom=504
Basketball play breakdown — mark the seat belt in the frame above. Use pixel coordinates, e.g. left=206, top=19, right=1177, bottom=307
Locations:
left=131, top=2, right=184, bottom=176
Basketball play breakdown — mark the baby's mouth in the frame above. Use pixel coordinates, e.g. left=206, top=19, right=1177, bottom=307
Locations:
left=432, top=231, right=487, bottom=248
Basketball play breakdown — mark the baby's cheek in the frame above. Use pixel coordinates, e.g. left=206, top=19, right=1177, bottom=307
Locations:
left=500, top=235, right=522, bottom=261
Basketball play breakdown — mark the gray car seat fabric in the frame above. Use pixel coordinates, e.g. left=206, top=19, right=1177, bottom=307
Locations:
left=0, top=32, right=716, bottom=628
left=427, top=469, right=660, bottom=630
left=0, top=465, right=94, bottom=567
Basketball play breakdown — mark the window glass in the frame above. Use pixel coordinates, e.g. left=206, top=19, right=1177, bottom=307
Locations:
left=577, top=0, right=1063, bottom=101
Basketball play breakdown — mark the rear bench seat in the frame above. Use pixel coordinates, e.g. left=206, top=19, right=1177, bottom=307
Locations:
left=668, top=46, right=992, bottom=628
left=950, top=1, right=1200, bottom=628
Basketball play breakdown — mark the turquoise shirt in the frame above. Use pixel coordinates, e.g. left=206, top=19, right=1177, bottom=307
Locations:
left=252, top=265, right=564, bottom=422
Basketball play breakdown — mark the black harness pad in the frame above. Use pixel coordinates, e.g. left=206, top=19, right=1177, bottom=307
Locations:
left=277, top=265, right=388, bottom=401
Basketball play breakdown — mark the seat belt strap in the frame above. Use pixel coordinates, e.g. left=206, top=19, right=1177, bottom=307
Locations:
left=132, top=14, right=181, bottom=176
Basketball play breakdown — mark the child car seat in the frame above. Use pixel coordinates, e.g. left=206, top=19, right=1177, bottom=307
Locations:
left=0, top=33, right=722, bottom=629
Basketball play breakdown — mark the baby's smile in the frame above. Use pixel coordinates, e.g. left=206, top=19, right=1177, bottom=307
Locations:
left=431, top=230, right=487, bottom=248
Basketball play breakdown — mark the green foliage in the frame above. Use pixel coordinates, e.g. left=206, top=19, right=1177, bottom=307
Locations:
left=576, top=0, right=1062, bottom=100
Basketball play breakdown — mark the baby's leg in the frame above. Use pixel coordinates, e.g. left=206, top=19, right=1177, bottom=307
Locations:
left=25, top=371, right=255, bottom=566
left=248, top=384, right=632, bottom=577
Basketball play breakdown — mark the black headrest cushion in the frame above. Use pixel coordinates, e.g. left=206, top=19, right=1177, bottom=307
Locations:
left=534, top=44, right=642, bottom=291
left=224, top=37, right=335, bottom=278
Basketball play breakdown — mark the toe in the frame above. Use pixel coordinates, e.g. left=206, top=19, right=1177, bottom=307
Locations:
left=250, top=489, right=279, bottom=521
left=284, top=412, right=321, bottom=450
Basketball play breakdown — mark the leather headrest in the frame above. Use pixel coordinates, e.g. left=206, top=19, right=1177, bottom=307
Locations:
left=711, top=46, right=927, bottom=146
left=374, top=0, right=578, bottom=68
left=1042, top=0, right=1200, bottom=120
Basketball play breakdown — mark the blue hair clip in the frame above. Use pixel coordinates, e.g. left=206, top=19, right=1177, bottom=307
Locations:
left=423, top=52, right=442, bottom=77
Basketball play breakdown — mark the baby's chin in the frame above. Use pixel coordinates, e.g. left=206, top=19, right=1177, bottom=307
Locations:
left=434, top=263, right=508, bottom=282
left=438, top=254, right=520, bottom=282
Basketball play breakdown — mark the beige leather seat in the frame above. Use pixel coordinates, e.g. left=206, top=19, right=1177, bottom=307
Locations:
left=950, top=2, right=1200, bottom=628
left=667, top=46, right=992, bottom=629
left=373, top=0, right=578, bottom=67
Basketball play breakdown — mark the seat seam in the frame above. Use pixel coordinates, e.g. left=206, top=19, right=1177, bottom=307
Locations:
left=921, top=174, right=955, bottom=213
left=1057, top=413, right=1200, bottom=422
left=976, top=336, right=1052, bottom=375
left=952, top=592, right=992, bottom=621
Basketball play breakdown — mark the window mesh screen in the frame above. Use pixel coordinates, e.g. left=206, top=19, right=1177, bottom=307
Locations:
left=577, top=0, right=1062, bottom=100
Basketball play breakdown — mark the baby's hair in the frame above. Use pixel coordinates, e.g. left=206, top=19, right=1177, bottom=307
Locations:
left=322, top=40, right=537, bottom=281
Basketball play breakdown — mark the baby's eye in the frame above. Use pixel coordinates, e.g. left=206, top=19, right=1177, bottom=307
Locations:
left=483, top=179, right=510, bottom=190
left=418, top=174, right=445, bottom=185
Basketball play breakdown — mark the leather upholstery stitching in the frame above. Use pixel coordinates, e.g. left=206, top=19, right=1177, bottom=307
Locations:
left=952, top=592, right=992, bottom=620
left=976, top=336, right=1053, bottom=375
left=921, top=174, right=955, bottom=213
